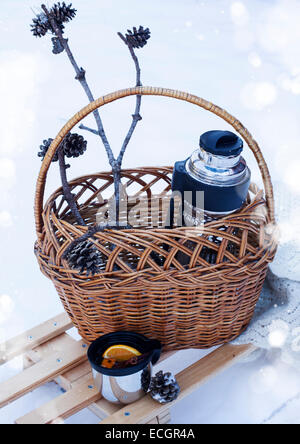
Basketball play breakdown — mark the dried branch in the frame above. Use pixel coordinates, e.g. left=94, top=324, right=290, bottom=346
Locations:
left=111, top=31, right=144, bottom=221
left=58, top=147, right=85, bottom=226
left=33, top=7, right=151, bottom=265
left=41, top=4, right=115, bottom=168
left=117, top=32, right=143, bottom=168
left=41, top=3, right=122, bottom=226
left=79, top=124, right=100, bottom=136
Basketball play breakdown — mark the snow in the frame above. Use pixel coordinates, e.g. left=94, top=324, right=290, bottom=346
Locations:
left=0, top=0, right=299, bottom=424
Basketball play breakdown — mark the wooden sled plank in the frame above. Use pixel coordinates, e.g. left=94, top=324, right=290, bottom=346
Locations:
left=145, top=409, right=170, bottom=425
left=145, top=417, right=159, bottom=424
left=158, top=409, right=171, bottom=424
left=88, top=399, right=120, bottom=421
left=22, top=333, right=87, bottom=391
left=0, top=340, right=87, bottom=409
left=17, top=378, right=172, bottom=425
left=100, top=344, right=255, bottom=424
left=0, top=313, right=72, bottom=365
left=16, top=377, right=100, bottom=425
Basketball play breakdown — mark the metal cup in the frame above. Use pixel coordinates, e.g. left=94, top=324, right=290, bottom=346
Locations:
left=88, top=332, right=161, bottom=405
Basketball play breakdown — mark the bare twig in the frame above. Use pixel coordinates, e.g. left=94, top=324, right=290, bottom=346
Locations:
left=41, top=4, right=124, bottom=228
left=112, top=32, right=143, bottom=221
left=79, top=124, right=100, bottom=136
left=117, top=33, right=141, bottom=86
left=41, top=4, right=115, bottom=168
left=58, top=147, right=85, bottom=226
left=36, top=8, right=149, bottom=255
left=117, top=32, right=142, bottom=167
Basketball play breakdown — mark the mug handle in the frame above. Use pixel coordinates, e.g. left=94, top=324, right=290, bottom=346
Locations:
left=148, top=340, right=162, bottom=365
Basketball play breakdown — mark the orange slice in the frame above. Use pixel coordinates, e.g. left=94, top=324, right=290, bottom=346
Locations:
left=103, top=344, right=141, bottom=362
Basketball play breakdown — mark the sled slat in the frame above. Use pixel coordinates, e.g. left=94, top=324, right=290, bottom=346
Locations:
left=58, top=361, right=92, bottom=392
left=100, top=344, right=255, bottom=424
left=0, top=313, right=72, bottom=365
left=25, top=333, right=76, bottom=364
left=0, top=341, right=87, bottom=409
left=16, top=377, right=100, bottom=425
left=158, top=409, right=171, bottom=424
left=146, top=417, right=159, bottom=424
left=22, top=333, right=86, bottom=391
left=88, top=399, right=120, bottom=420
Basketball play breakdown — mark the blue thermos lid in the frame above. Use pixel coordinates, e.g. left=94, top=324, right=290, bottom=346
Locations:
left=200, top=130, right=244, bottom=157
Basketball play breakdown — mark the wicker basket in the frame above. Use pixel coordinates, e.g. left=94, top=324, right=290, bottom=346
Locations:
left=34, top=86, right=277, bottom=351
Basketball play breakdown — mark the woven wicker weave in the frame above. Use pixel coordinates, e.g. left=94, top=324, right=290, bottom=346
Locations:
left=34, top=87, right=277, bottom=350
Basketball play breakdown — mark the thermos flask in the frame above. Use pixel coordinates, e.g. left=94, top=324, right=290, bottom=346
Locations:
left=171, top=130, right=251, bottom=227
left=168, top=130, right=251, bottom=265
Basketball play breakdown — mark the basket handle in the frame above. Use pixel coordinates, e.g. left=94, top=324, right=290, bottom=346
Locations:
left=35, top=86, right=275, bottom=238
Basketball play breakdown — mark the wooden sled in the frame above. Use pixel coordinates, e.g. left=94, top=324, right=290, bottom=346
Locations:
left=0, top=313, right=255, bottom=424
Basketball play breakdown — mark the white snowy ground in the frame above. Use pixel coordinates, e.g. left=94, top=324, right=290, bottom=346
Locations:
left=0, top=0, right=300, bottom=424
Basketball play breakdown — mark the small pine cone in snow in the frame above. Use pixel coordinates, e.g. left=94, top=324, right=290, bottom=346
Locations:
left=62, top=133, right=87, bottom=158
left=125, top=26, right=151, bottom=49
left=65, top=240, right=104, bottom=276
left=38, top=138, right=58, bottom=162
left=149, top=371, right=180, bottom=404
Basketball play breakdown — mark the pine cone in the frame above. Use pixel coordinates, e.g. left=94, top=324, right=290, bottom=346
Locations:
left=52, top=37, right=65, bottom=54
left=62, top=133, right=87, bottom=158
left=149, top=371, right=180, bottom=404
left=31, top=13, right=52, bottom=38
left=49, top=2, right=77, bottom=27
left=65, top=240, right=104, bottom=276
left=38, top=138, right=58, bottom=162
left=125, top=26, right=151, bottom=49
left=30, top=3, right=76, bottom=38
